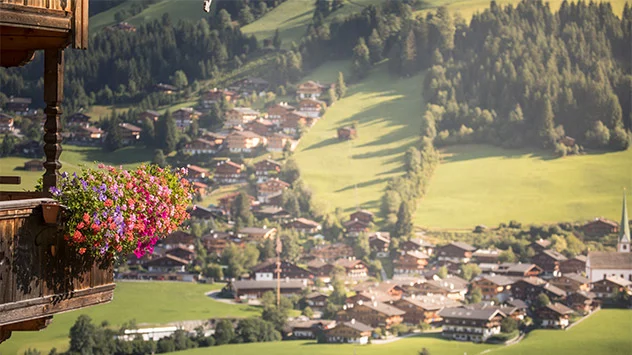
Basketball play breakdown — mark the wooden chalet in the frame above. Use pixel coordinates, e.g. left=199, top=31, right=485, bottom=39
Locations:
left=306, top=259, right=335, bottom=281
left=200, top=88, right=237, bottom=108
left=218, top=192, right=256, bottom=214
left=297, top=98, right=326, bottom=118
left=324, top=320, right=372, bottom=344
left=252, top=259, right=312, bottom=281
left=266, top=102, right=295, bottom=122
left=0, top=0, right=118, bottom=343
left=333, top=258, right=369, bottom=280
left=165, top=246, right=196, bottom=262
left=143, top=255, right=190, bottom=273
left=65, top=112, right=91, bottom=127
left=253, top=206, right=291, bottom=221
left=590, top=276, right=632, bottom=299
left=415, top=277, right=469, bottom=300
left=536, top=303, right=574, bottom=329
left=354, top=281, right=405, bottom=300
left=245, top=118, right=274, bottom=137
left=393, top=250, right=429, bottom=275
left=400, top=238, right=434, bottom=255
left=256, top=178, right=290, bottom=203
left=560, top=255, right=587, bottom=274
left=237, top=227, right=277, bottom=241
left=159, top=231, right=195, bottom=248
left=117, top=123, right=141, bottom=145
left=342, top=218, right=370, bottom=237
left=436, top=242, right=476, bottom=263
left=368, top=232, right=390, bottom=254
left=336, top=301, right=404, bottom=329
left=254, top=159, right=282, bottom=180
left=173, top=108, right=201, bottom=132
left=280, top=111, right=308, bottom=136
left=511, top=277, right=567, bottom=304
left=549, top=273, right=590, bottom=293
left=186, top=164, right=209, bottom=181
left=214, top=161, right=245, bottom=184
left=0, top=114, right=14, bottom=133
left=309, top=243, right=353, bottom=262
left=565, top=291, right=600, bottom=313
left=287, top=319, right=335, bottom=339
left=471, top=275, right=515, bottom=301
left=296, top=81, right=327, bottom=99
left=304, top=292, right=329, bottom=311
left=439, top=308, right=505, bottom=342
left=286, top=218, right=321, bottom=234
left=267, top=132, right=297, bottom=153
left=528, top=239, right=552, bottom=253
left=531, top=250, right=567, bottom=277
left=23, top=160, right=44, bottom=172
left=137, top=110, right=161, bottom=123
left=227, top=279, right=308, bottom=300
left=350, top=209, right=374, bottom=224
left=224, top=107, right=260, bottom=128
left=390, top=297, right=445, bottom=325
left=581, top=217, right=619, bottom=237
left=225, top=130, right=265, bottom=153
left=472, top=249, right=500, bottom=264
left=182, top=138, right=218, bottom=155
left=154, top=83, right=178, bottom=94
left=494, top=263, right=542, bottom=277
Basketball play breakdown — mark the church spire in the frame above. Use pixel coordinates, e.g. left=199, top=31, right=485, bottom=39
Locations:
left=618, top=189, right=630, bottom=252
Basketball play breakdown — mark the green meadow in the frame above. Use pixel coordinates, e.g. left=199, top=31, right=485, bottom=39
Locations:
left=166, top=309, right=632, bottom=355
left=0, top=282, right=260, bottom=355
left=293, top=63, right=424, bottom=216
left=415, top=145, right=632, bottom=229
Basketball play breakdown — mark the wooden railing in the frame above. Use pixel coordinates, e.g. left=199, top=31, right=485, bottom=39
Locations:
left=0, top=0, right=69, bottom=11
left=0, top=198, right=114, bottom=342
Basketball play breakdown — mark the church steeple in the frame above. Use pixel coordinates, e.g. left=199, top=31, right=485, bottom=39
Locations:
left=618, top=190, right=630, bottom=253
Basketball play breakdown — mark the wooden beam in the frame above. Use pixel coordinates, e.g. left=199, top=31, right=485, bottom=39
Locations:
left=0, top=176, right=21, bottom=185
left=3, top=317, right=52, bottom=331
left=0, top=4, right=71, bottom=32
left=0, top=328, right=11, bottom=344
left=0, top=49, right=34, bottom=67
left=43, top=48, right=63, bottom=193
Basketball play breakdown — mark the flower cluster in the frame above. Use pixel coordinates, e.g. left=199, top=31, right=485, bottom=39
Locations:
left=50, top=164, right=192, bottom=260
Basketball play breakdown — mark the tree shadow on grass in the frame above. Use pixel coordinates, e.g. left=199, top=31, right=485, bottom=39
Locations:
left=65, top=146, right=154, bottom=166
left=304, top=137, right=341, bottom=151
left=280, top=9, right=313, bottom=25
left=440, top=144, right=559, bottom=164
left=335, top=177, right=389, bottom=193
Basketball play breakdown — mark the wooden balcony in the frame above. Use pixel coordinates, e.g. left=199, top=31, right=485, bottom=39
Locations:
left=0, top=197, right=115, bottom=343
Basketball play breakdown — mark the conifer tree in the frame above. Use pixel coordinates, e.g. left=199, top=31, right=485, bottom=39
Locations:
left=351, top=38, right=371, bottom=79
left=336, top=72, right=347, bottom=99
left=367, top=29, right=384, bottom=64
left=273, top=29, right=282, bottom=50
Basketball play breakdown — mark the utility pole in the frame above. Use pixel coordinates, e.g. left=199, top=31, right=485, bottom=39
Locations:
left=275, top=233, right=282, bottom=307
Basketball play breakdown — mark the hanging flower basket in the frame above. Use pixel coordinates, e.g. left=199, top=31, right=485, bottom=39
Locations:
left=45, top=164, right=192, bottom=261
left=41, top=201, right=63, bottom=225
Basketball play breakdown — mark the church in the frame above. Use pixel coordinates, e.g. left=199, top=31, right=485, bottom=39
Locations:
left=586, top=192, right=632, bottom=283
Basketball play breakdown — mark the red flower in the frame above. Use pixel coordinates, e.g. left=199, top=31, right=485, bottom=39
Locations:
left=104, top=199, right=113, bottom=207
left=78, top=248, right=86, bottom=255
left=73, top=230, right=83, bottom=242
left=83, top=213, right=90, bottom=223
left=76, top=222, right=85, bottom=230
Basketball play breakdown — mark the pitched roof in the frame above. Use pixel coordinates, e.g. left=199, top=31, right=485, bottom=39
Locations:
left=406, top=238, right=434, bottom=248
left=506, top=299, right=528, bottom=309
left=401, top=250, right=430, bottom=259
left=305, top=291, right=328, bottom=299
left=541, top=249, right=568, bottom=261
left=339, top=321, right=373, bottom=332
left=544, top=302, right=574, bottom=315
left=238, top=227, right=275, bottom=236
left=143, top=254, right=190, bottom=266
left=601, top=276, right=632, bottom=287
left=360, top=301, right=405, bottom=316
left=119, top=122, right=142, bottom=131
left=438, top=307, right=505, bottom=321
left=306, top=259, right=328, bottom=269
left=499, top=263, right=541, bottom=273
left=531, top=239, right=552, bottom=248
left=479, top=275, right=515, bottom=286
left=444, top=241, right=476, bottom=252
left=232, top=279, right=307, bottom=290
left=186, top=165, right=209, bottom=173
left=587, top=252, right=632, bottom=270
left=232, top=107, right=260, bottom=115
left=292, top=218, right=320, bottom=228
left=334, top=258, right=365, bottom=269
left=562, top=273, right=589, bottom=284
left=542, top=283, right=567, bottom=297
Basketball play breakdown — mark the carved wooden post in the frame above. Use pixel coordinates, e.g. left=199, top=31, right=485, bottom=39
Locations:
left=43, top=48, right=64, bottom=193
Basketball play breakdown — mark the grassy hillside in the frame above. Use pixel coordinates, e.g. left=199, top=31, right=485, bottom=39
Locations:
left=0, top=282, right=259, bottom=355
left=166, top=309, right=632, bottom=355
left=293, top=63, right=424, bottom=217
left=415, top=145, right=632, bottom=229
left=0, top=145, right=155, bottom=192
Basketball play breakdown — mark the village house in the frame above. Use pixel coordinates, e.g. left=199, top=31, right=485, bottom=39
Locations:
left=581, top=217, right=619, bottom=237
left=565, top=291, right=599, bottom=313
left=324, top=320, right=373, bottom=344
left=224, top=107, right=260, bottom=128
left=137, top=110, right=161, bottom=123
left=118, top=123, right=142, bottom=145
left=165, top=246, right=196, bottom=262
left=297, top=98, right=327, bottom=118
left=472, top=249, right=500, bottom=264
left=390, top=297, right=445, bottom=325
left=471, top=275, right=515, bottom=302
left=237, top=227, right=277, bottom=241
left=368, top=232, right=390, bottom=255
left=337, top=301, right=404, bottom=328
left=346, top=290, right=394, bottom=306
left=182, top=138, right=218, bottom=155
left=201, top=233, right=232, bottom=256
left=227, top=279, right=308, bottom=300
left=415, top=276, right=469, bottom=300
left=439, top=307, right=505, bottom=342
left=287, top=319, right=335, bottom=339
left=6, top=97, right=32, bottom=115
left=225, top=130, right=265, bottom=153
left=189, top=205, right=221, bottom=220
left=186, top=165, right=209, bottom=181
left=161, top=231, right=196, bottom=248
left=201, top=132, right=227, bottom=146
left=354, top=281, right=405, bottom=301
left=560, top=255, right=587, bottom=274
left=590, top=276, right=632, bottom=299
left=464, top=302, right=526, bottom=322
left=143, top=255, right=190, bottom=273
left=229, top=77, right=269, bottom=92
left=218, top=192, right=256, bottom=214
left=349, top=209, right=374, bottom=224
left=304, top=292, right=329, bottom=311
left=393, top=251, right=429, bottom=276
left=537, top=303, right=574, bottom=329
left=154, top=83, right=178, bottom=94
left=173, top=108, right=201, bottom=131
left=550, top=273, right=590, bottom=293
left=400, top=238, right=435, bottom=255
left=337, top=126, right=357, bottom=140
left=529, top=239, right=552, bottom=254
left=532, top=250, right=567, bottom=277
left=343, top=219, right=370, bottom=237
left=0, top=113, right=14, bottom=133
left=254, top=159, right=282, bottom=181
left=192, top=182, right=209, bottom=197
left=253, top=206, right=291, bottom=221
left=200, top=88, right=237, bottom=108
left=267, top=132, right=298, bottom=152
left=280, top=111, right=308, bottom=136
left=266, top=102, right=295, bottom=122
left=65, top=112, right=91, bottom=128
left=214, top=161, right=245, bottom=184
left=334, top=258, right=369, bottom=280
left=72, top=126, right=104, bottom=144
left=23, top=160, right=43, bottom=171
left=296, top=80, right=328, bottom=99
left=252, top=259, right=312, bottom=281
left=436, top=242, right=477, bottom=263
left=309, top=243, right=353, bottom=262
left=286, top=218, right=321, bottom=234
left=494, top=263, right=542, bottom=278
left=257, top=178, right=290, bottom=203
left=245, top=118, right=275, bottom=137
left=306, top=259, right=335, bottom=282
left=511, top=277, right=567, bottom=304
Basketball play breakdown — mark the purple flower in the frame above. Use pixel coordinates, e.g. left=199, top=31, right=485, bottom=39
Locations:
left=49, top=186, right=61, bottom=196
